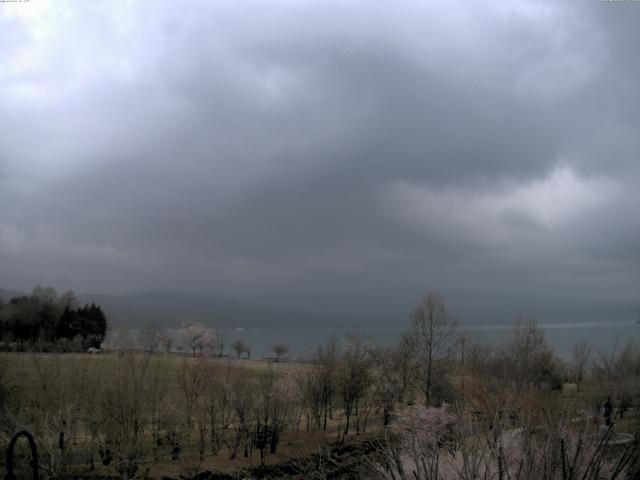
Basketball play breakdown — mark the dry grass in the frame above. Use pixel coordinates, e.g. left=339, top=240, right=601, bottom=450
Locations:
left=1, top=351, right=314, bottom=392
left=0, top=351, right=374, bottom=479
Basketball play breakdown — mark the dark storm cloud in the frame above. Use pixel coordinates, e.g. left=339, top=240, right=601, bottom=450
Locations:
left=1, top=0, right=639, bottom=323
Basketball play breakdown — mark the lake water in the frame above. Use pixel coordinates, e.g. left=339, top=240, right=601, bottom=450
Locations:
left=217, top=322, right=640, bottom=360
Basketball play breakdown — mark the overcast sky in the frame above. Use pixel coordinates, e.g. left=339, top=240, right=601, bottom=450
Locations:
left=1, top=0, right=639, bottom=324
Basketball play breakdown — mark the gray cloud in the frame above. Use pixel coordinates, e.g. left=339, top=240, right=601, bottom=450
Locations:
left=1, top=0, right=639, bottom=324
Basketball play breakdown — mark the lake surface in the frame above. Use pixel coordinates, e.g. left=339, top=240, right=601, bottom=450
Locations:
left=217, top=322, right=640, bottom=360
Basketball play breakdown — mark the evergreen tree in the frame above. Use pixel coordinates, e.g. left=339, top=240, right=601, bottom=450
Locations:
left=0, top=288, right=108, bottom=349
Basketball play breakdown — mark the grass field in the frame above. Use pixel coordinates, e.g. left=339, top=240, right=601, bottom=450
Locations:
left=5, top=343, right=637, bottom=479
left=0, top=351, right=379, bottom=479
left=1, top=351, right=314, bottom=392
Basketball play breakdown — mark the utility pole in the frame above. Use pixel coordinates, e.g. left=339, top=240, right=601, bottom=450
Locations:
left=460, top=337, right=465, bottom=401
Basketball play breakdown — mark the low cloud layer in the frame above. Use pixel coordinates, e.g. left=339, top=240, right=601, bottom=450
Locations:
left=1, top=0, right=639, bottom=324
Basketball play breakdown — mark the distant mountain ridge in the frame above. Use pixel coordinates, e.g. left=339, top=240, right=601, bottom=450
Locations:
left=0, top=288, right=325, bottom=329
left=2, top=288, right=636, bottom=329
left=0, top=289, right=26, bottom=302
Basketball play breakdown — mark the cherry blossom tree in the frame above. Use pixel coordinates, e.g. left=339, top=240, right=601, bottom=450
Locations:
left=178, top=322, right=216, bottom=356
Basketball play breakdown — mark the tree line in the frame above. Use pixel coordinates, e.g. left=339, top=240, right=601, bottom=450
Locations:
left=0, top=286, right=107, bottom=350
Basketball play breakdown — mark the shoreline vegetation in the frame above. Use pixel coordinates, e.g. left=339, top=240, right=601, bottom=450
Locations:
left=1, top=289, right=640, bottom=479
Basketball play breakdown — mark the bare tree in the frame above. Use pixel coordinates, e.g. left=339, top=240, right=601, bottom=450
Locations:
left=271, top=343, right=288, bottom=362
left=145, top=358, right=171, bottom=462
left=394, top=334, right=419, bottom=405
left=96, top=352, right=154, bottom=479
left=215, top=331, right=226, bottom=357
left=231, top=340, right=249, bottom=359
left=317, top=338, right=338, bottom=431
left=158, top=332, right=173, bottom=354
left=368, top=402, right=640, bottom=480
left=178, top=358, right=207, bottom=433
left=301, top=339, right=339, bottom=433
left=226, top=374, right=255, bottom=460
left=138, top=323, right=159, bottom=354
left=371, top=345, right=407, bottom=426
left=408, top=292, right=456, bottom=406
left=571, top=340, right=591, bottom=389
left=0, top=355, right=20, bottom=453
left=338, top=336, right=373, bottom=435
left=26, top=354, right=77, bottom=478
left=507, top=318, right=557, bottom=390
left=58, top=290, right=79, bottom=311
left=202, top=361, right=233, bottom=454
left=104, top=326, right=135, bottom=353
left=592, top=340, right=640, bottom=420
left=252, top=370, right=301, bottom=463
